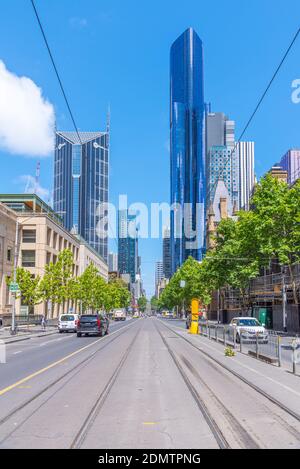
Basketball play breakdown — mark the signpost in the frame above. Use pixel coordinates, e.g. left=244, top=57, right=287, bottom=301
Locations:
left=9, top=283, right=20, bottom=294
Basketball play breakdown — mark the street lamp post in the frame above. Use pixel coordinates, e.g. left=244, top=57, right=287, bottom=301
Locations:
left=282, top=267, right=287, bottom=333
left=180, top=280, right=186, bottom=318
left=11, top=220, right=20, bottom=336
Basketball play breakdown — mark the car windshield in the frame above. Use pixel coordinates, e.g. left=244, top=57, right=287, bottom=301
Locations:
left=238, top=319, right=260, bottom=326
left=60, top=315, right=75, bottom=321
left=80, top=316, right=97, bottom=322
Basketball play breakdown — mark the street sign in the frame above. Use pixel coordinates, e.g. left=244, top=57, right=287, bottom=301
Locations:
left=9, top=282, right=20, bottom=294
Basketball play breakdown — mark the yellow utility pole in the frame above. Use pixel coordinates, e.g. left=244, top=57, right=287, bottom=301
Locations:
left=189, top=299, right=199, bottom=335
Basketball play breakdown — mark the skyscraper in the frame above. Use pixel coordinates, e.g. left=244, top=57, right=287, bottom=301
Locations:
left=54, top=128, right=109, bottom=261
left=170, top=28, right=206, bottom=275
left=108, top=252, right=118, bottom=272
left=237, top=141, right=255, bottom=210
left=206, top=113, right=239, bottom=210
left=279, top=149, right=300, bottom=185
left=163, top=227, right=171, bottom=279
left=155, top=261, right=164, bottom=297
left=118, top=210, right=138, bottom=283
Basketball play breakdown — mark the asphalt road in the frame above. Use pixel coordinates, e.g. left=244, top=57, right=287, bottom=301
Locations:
left=0, top=318, right=300, bottom=449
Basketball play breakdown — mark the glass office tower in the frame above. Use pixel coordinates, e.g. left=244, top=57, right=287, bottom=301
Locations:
left=118, top=209, right=138, bottom=283
left=54, top=130, right=109, bottom=262
left=170, top=28, right=206, bottom=274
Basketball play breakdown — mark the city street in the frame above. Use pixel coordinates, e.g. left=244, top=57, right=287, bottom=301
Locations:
left=0, top=317, right=300, bottom=449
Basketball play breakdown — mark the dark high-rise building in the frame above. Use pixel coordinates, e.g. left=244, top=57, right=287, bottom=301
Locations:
left=163, top=227, right=171, bottom=279
left=170, top=28, right=206, bottom=274
left=118, top=210, right=138, bottom=283
left=54, top=129, right=109, bottom=262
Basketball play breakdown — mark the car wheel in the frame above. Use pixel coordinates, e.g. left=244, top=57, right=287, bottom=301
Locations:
left=236, top=334, right=240, bottom=344
left=59, top=330, right=63, bottom=333
left=77, top=333, right=82, bottom=338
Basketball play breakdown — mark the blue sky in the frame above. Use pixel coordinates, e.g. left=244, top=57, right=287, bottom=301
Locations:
left=0, top=0, right=299, bottom=297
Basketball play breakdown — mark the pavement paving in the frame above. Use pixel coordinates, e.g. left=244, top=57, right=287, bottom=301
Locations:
left=0, top=317, right=299, bottom=449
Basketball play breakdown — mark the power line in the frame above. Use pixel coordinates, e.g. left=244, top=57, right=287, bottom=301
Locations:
left=30, top=0, right=82, bottom=145
left=30, top=0, right=119, bottom=251
left=207, top=26, right=300, bottom=202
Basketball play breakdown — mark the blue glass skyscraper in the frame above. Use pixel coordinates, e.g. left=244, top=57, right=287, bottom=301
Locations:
left=170, top=28, right=206, bottom=274
left=54, top=129, right=109, bottom=262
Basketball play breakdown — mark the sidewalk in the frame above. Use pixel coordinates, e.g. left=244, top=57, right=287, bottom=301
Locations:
left=163, top=321, right=300, bottom=419
left=0, top=325, right=58, bottom=344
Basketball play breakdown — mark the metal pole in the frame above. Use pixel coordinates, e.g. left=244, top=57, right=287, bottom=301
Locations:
left=256, top=332, right=259, bottom=359
left=11, top=220, right=19, bottom=336
left=282, top=270, right=287, bottom=333
left=240, top=329, right=243, bottom=353
left=217, top=289, right=220, bottom=324
left=277, top=336, right=282, bottom=367
left=292, top=339, right=297, bottom=375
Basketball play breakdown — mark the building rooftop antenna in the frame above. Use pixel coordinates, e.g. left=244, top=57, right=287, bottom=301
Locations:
left=34, top=161, right=41, bottom=195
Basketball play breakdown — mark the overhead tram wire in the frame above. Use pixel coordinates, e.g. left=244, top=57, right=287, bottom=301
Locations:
left=207, top=26, right=300, bottom=203
left=30, top=0, right=82, bottom=145
left=30, top=0, right=119, bottom=251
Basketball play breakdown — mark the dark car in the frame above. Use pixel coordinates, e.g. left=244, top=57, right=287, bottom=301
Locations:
left=77, top=313, right=109, bottom=338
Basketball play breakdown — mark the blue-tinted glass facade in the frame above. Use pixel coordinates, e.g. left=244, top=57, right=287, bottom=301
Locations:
left=118, top=210, right=138, bottom=283
left=54, top=131, right=109, bottom=262
left=170, top=28, right=206, bottom=274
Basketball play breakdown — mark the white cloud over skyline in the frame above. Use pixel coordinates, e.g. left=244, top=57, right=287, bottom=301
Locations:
left=17, top=174, right=51, bottom=202
left=0, top=60, right=55, bottom=157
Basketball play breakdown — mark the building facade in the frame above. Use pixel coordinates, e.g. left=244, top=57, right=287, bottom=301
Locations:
left=162, top=227, right=171, bottom=280
left=206, top=113, right=239, bottom=210
left=118, top=210, right=139, bottom=283
left=0, top=195, right=108, bottom=319
left=155, top=261, right=164, bottom=297
left=170, top=28, right=206, bottom=275
left=0, top=203, right=17, bottom=316
left=237, top=141, right=255, bottom=210
left=54, top=129, right=109, bottom=262
left=206, top=145, right=239, bottom=210
left=279, top=149, right=300, bottom=185
left=108, top=252, right=118, bottom=272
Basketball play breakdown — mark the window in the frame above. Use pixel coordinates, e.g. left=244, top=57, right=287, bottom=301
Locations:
left=46, top=252, right=51, bottom=265
left=47, top=228, right=52, bottom=246
left=22, top=229, right=36, bottom=243
left=22, top=250, right=35, bottom=267
left=7, top=248, right=12, bottom=262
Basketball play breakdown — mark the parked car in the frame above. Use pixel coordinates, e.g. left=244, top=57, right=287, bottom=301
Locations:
left=77, top=313, right=109, bottom=338
left=229, top=317, right=268, bottom=344
left=58, top=314, right=79, bottom=333
left=113, top=309, right=126, bottom=321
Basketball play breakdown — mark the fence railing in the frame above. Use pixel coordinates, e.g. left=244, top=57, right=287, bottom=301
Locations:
left=198, top=322, right=300, bottom=375
left=0, top=315, right=58, bottom=328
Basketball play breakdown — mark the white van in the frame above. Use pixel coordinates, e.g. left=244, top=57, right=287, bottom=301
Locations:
left=113, top=309, right=126, bottom=321
left=58, top=314, right=79, bottom=333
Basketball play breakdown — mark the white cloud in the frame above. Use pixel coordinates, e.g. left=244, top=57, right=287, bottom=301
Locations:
left=17, top=175, right=51, bottom=201
left=0, top=61, right=55, bottom=157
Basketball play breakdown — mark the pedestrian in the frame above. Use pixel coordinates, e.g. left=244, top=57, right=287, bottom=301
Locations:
left=41, top=315, right=46, bottom=331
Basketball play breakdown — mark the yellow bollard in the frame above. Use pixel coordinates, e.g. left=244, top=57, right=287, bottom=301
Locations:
left=189, top=299, right=199, bottom=335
